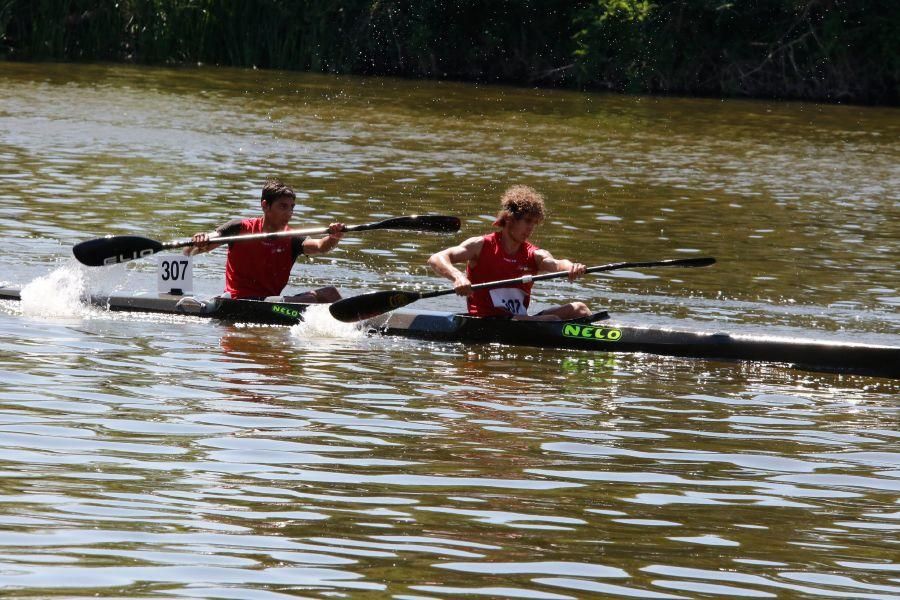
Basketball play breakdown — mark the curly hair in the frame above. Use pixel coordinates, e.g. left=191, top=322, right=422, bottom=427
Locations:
left=494, top=185, right=546, bottom=227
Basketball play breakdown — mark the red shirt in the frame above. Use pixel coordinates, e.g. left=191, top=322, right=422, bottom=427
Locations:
left=466, top=231, right=539, bottom=317
left=222, top=218, right=304, bottom=299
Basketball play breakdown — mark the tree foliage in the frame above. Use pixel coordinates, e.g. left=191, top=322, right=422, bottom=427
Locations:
left=1, top=0, right=896, bottom=104
left=573, top=0, right=900, bottom=103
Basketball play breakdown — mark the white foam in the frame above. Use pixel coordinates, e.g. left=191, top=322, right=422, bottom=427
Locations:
left=289, top=304, right=365, bottom=340
left=19, top=265, right=91, bottom=318
left=18, top=261, right=128, bottom=319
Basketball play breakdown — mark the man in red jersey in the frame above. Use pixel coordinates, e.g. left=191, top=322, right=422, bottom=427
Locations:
left=427, top=185, right=591, bottom=320
left=187, top=179, right=345, bottom=302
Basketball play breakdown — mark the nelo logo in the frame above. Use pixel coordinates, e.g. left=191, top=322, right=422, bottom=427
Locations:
left=562, top=324, right=622, bottom=341
left=272, top=305, right=301, bottom=319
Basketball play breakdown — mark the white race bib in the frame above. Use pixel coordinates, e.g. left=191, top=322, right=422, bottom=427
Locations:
left=489, top=287, right=527, bottom=315
left=157, top=254, right=194, bottom=294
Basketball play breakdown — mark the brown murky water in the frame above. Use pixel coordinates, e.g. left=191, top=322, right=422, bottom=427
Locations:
left=0, top=61, right=898, bottom=598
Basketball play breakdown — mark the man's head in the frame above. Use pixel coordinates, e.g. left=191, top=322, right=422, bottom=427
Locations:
left=261, top=179, right=296, bottom=206
left=260, top=179, right=296, bottom=229
left=493, top=185, right=546, bottom=228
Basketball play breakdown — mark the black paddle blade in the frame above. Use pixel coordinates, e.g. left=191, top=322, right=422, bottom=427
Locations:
left=329, top=290, right=423, bottom=323
left=667, top=257, right=716, bottom=268
left=72, top=235, right=164, bottom=267
left=372, top=215, right=460, bottom=233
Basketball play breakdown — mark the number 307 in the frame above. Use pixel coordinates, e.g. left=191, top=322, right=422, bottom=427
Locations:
left=161, top=260, right=189, bottom=281
left=502, top=299, right=522, bottom=313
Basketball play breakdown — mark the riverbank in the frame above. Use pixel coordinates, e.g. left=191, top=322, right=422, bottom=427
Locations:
left=2, top=0, right=897, bottom=105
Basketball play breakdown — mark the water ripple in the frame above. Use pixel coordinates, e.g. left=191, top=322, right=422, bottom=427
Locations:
left=0, top=62, right=897, bottom=598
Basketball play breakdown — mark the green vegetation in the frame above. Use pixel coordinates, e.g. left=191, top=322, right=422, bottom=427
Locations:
left=2, top=0, right=897, bottom=104
left=573, top=0, right=900, bottom=104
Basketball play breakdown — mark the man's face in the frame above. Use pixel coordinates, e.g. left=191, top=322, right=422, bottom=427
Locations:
left=262, top=195, right=295, bottom=228
left=505, top=213, right=542, bottom=243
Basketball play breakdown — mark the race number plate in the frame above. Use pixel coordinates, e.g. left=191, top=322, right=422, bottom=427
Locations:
left=157, top=254, right=193, bottom=294
left=489, top=287, right=527, bottom=315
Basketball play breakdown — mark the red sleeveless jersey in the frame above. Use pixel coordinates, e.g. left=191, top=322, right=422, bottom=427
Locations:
left=466, top=231, right=539, bottom=317
left=224, top=218, right=301, bottom=299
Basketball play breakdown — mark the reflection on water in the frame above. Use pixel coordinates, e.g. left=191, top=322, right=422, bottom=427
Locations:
left=0, top=323, right=897, bottom=597
left=0, top=62, right=898, bottom=598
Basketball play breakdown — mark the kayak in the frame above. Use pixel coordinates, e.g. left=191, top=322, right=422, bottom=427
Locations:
left=381, top=309, right=899, bottom=379
left=2, top=287, right=898, bottom=379
left=0, top=287, right=306, bottom=325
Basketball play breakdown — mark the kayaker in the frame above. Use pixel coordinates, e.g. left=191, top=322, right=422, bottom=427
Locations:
left=427, top=185, right=591, bottom=320
left=186, top=179, right=345, bottom=301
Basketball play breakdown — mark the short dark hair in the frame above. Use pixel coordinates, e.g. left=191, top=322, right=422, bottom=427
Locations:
left=261, top=179, right=296, bottom=205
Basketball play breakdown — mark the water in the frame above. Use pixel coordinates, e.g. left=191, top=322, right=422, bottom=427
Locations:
left=0, top=61, right=898, bottom=598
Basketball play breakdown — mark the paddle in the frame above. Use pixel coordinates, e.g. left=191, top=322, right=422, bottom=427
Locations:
left=72, top=215, right=461, bottom=267
left=329, top=256, right=717, bottom=323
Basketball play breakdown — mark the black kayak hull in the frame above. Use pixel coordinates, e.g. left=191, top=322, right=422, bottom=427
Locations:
left=0, top=288, right=310, bottom=326
left=379, top=310, right=900, bottom=378
left=2, top=287, right=897, bottom=378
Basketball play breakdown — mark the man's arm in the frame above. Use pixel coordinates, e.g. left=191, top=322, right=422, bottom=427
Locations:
left=427, top=236, right=484, bottom=296
left=534, top=249, right=586, bottom=281
left=301, top=222, right=345, bottom=256
left=184, top=219, right=243, bottom=255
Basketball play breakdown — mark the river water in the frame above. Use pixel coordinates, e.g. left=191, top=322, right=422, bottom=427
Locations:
left=0, top=62, right=898, bottom=599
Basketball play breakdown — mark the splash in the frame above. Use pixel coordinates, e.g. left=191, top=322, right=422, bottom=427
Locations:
left=18, top=262, right=128, bottom=319
left=19, top=265, right=91, bottom=318
left=289, top=304, right=365, bottom=340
